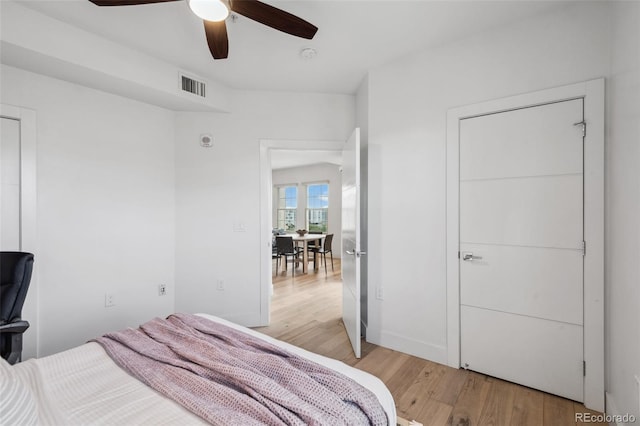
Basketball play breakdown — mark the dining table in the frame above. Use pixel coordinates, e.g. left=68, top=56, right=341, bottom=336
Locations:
left=278, top=233, right=326, bottom=274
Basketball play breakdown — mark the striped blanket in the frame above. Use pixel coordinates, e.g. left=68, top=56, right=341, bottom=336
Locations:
left=94, top=313, right=387, bottom=426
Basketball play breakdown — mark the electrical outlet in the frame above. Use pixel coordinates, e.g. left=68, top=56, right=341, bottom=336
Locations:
left=104, top=293, right=115, bottom=307
left=158, top=284, right=166, bottom=296
left=376, top=287, right=384, bottom=300
left=217, top=279, right=225, bottom=291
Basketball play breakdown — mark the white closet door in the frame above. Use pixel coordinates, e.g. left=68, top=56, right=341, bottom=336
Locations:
left=459, top=99, right=585, bottom=402
left=1, top=117, right=21, bottom=250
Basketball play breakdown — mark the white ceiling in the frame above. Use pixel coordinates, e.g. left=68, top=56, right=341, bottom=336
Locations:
left=16, top=0, right=572, bottom=95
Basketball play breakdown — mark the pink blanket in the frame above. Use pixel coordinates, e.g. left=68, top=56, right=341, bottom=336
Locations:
left=94, top=313, right=388, bottom=425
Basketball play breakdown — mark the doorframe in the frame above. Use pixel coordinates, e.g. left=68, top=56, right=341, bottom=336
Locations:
left=445, top=79, right=604, bottom=411
left=1, top=104, right=38, bottom=358
left=258, top=138, right=345, bottom=326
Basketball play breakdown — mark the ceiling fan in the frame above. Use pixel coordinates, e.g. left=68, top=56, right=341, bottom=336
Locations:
left=88, top=0, right=318, bottom=59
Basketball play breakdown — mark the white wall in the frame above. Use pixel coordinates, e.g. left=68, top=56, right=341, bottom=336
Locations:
left=174, top=91, right=354, bottom=325
left=272, top=163, right=343, bottom=258
left=365, top=2, right=611, bottom=362
left=606, top=1, right=640, bottom=421
left=0, top=65, right=176, bottom=357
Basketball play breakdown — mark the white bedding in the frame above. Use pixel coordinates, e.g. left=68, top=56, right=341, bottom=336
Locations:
left=5, top=314, right=396, bottom=425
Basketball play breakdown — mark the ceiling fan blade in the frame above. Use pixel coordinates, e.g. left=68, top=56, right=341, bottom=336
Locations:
left=88, top=0, right=180, bottom=6
left=204, top=20, right=229, bottom=60
left=230, top=0, right=318, bottom=40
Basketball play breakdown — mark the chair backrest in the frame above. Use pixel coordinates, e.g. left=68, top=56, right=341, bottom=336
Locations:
left=275, top=236, right=294, bottom=254
left=324, top=234, right=333, bottom=250
left=0, top=252, right=34, bottom=323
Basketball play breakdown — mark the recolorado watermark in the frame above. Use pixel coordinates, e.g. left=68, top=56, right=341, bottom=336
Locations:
left=576, top=412, right=637, bottom=423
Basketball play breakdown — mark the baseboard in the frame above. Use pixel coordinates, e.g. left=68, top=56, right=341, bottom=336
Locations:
left=367, top=329, right=447, bottom=364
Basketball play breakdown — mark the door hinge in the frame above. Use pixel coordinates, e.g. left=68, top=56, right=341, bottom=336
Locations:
left=458, top=251, right=460, bottom=259
left=574, top=120, right=586, bottom=137
left=581, top=240, right=586, bottom=256
left=583, top=361, right=586, bottom=376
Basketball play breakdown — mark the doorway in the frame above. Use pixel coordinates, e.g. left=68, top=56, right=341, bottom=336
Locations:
left=259, top=139, right=345, bottom=326
left=261, top=131, right=364, bottom=359
left=445, top=79, right=604, bottom=411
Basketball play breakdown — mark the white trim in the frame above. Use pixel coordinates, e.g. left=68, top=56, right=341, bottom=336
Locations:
left=445, top=79, right=605, bottom=412
left=1, top=104, right=38, bottom=358
left=259, top=143, right=272, bottom=326
left=582, top=79, right=605, bottom=414
left=368, top=329, right=448, bottom=364
left=301, top=180, right=330, bottom=186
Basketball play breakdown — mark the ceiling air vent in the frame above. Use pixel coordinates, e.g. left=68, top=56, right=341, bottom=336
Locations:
left=180, top=73, right=206, bottom=98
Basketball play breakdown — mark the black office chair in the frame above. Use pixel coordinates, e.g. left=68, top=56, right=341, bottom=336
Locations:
left=0, top=252, right=34, bottom=365
left=275, top=236, right=302, bottom=279
left=310, top=234, right=334, bottom=273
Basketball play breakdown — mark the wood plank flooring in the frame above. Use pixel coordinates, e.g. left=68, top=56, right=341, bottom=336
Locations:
left=253, top=258, right=605, bottom=426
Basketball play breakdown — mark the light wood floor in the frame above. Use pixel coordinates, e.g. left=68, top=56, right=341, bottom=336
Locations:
left=254, top=258, right=605, bottom=426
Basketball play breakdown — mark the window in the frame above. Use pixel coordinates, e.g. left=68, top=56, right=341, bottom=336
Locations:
left=276, top=186, right=297, bottom=231
left=306, top=183, right=329, bottom=232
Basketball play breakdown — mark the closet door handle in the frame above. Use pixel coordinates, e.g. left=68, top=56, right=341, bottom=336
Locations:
left=462, top=252, right=482, bottom=261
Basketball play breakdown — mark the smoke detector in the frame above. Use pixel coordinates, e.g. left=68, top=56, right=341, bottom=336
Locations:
left=200, top=134, right=213, bottom=147
left=300, top=47, right=317, bottom=60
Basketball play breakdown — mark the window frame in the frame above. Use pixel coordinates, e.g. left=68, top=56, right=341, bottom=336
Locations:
left=275, top=184, right=298, bottom=232
left=305, top=182, right=329, bottom=233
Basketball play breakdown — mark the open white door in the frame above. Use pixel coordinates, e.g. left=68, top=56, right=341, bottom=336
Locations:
left=342, top=128, right=361, bottom=358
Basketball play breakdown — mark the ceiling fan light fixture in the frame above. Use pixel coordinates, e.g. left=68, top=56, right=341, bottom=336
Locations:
left=188, top=0, right=229, bottom=22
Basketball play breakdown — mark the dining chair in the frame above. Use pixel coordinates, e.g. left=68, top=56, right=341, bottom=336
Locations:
left=310, top=234, right=334, bottom=274
left=306, top=231, right=324, bottom=260
left=275, top=236, right=302, bottom=279
left=272, top=239, right=279, bottom=275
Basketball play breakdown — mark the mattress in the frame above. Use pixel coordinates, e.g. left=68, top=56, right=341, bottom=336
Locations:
left=2, top=314, right=396, bottom=425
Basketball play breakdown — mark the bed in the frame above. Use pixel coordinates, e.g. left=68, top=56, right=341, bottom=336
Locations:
left=0, top=313, right=396, bottom=425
